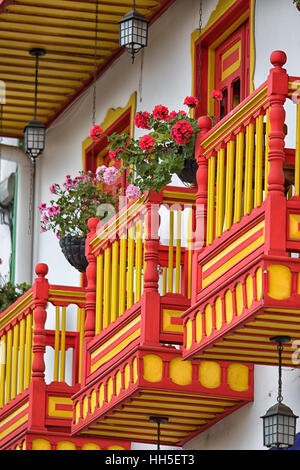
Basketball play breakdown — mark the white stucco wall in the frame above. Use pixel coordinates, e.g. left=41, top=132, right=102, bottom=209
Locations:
left=21, top=0, right=300, bottom=451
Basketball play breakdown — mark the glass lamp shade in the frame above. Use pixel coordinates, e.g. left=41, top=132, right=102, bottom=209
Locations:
left=262, top=402, right=298, bottom=449
left=24, top=118, right=46, bottom=160
left=119, top=9, right=148, bottom=61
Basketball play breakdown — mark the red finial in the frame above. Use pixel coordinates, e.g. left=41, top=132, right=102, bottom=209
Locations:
left=198, top=115, right=213, bottom=133
left=35, top=263, right=48, bottom=277
left=270, top=51, right=287, bottom=68
left=88, top=217, right=100, bottom=233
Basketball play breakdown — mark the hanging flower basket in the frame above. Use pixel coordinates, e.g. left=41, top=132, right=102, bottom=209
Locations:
left=59, top=235, right=87, bottom=273
left=177, top=157, right=198, bottom=186
left=39, top=171, right=117, bottom=273
left=293, top=0, right=300, bottom=10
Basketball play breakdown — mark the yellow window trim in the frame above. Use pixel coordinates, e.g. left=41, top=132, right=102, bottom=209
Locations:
left=81, top=91, right=137, bottom=171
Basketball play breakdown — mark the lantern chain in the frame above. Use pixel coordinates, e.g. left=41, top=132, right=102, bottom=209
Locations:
left=277, top=343, right=283, bottom=404
left=92, top=0, right=100, bottom=127
left=197, top=0, right=203, bottom=104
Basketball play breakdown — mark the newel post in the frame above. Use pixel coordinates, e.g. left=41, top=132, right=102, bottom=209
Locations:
left=191, top=116, right=212, bottom=302
left=140, top=192, right=162, bottom=346
left=28, top=263, right=49, bottom=431
left=84, top=217, right=100, bottom=341
left=265, top=50, right=289, bottom=255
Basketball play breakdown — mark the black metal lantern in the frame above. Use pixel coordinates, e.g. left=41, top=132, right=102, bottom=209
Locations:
left=119, top=0, right=149, bottom=63
left=261, top=336, right=298, bottom=449
left=24, top=48, right=46, bottom=161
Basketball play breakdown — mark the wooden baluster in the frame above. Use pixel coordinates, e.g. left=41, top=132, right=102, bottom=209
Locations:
left=84, top=217, right=99, bottom=340
left=195, top=116, right=212, bottom=249
left=266, top=51, right=289, bottom=255
left=225, top=136, right=236, bottom=231
left=28, top=263, right=49, bottom=431
left=140, top=193, right=162, bottom=346
left=233, top=127, right=245, bottom=223
left=215, top=144, right=226, bottom=237
left=254, top=111, right=264, bottom=207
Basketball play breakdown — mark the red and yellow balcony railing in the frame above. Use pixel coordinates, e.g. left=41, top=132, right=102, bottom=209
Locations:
left=182, top=51, right=300, bottom=368
left=71, top=186, right=253, bottom=445
left=0, top=265, right=131, bottom=450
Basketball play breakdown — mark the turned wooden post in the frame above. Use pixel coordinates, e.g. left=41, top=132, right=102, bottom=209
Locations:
left=191, top=116, right=212, bottom=303
left=140, top=192, right=162, bottom=346
left=28, top=263, right=49, bottom=431
left=84, top=217, right=100, bottom=341
left=265, top=50, right=289, bottom=255
left=195, top=115, right=213, bottom=250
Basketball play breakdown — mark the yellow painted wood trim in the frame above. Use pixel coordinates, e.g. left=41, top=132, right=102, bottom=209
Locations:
left=168, top=211, right=174, bottom=293
left=18, top=318, right=26, bottom=395
left=233, top=130, right=244, bottom=223
left=91, top=315, right=141, bottom=360
left=111, top=240, right=119, bottom=322
left=48, top=396, right=73, bottom=419
left=204, top=220, right=265, bottom=271
left=254, top=114, right=263, bottom=207
left=5, top=329, right=13, bottom=404
left=203, top=232, right=264, bottom=287
left=175, top=211, right=182, bottom=294
left=216, top=148, right=226, bottom=238
left=206, top=156, right=216, bottom=245
left=95, top=254, right=104, bottom=334
left=59, top=306, right=66, bottom=382
left=11, top=323, right=19, bottom=400
left=225, top=140, right=235, bottom=230
left=119, top=236, right=127, bottom=316
left=91, top=328, right=140, bottom=372
left=54, top=306, right=60, bottom=382
left=0, top=335, right=7, bottom=408
left=162, top=309, right=184, bottom=333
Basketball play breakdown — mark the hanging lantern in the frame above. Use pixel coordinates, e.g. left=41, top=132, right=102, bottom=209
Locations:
left=119, top=1, right=149, bottom=63
left=24, top=118, right=46, bottom=160
left=24, top=48, right=47, bottom=162
left=261, top=336, right=298, bottom=449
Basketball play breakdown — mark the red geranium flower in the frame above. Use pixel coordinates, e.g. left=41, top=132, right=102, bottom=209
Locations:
left=210, top=90, right=223, bottom=101
left=170, top=120, right=195, bottom=145
left=134, top=111, right=151, bottom=129
left=184, top=96, right=199, bottom=108
left=89, top=125, right=103, bottom=142
left=108, top=148, right=121, bottom=161
left=169, top=110, right=187, bottom=119
left=139, top=134, right=155, bottom=152
left=152, top=104, right=169, bottom=120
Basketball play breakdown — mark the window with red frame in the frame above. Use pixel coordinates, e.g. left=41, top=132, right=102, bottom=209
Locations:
left=84, top=110, right=131, bottom=197
left=193, top=0, right=251, bottom=121
left=214, top=21, right=250, bottom=121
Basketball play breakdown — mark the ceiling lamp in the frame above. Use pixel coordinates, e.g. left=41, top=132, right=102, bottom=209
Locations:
left=119, top=0, right=149, bottom=64
left=24, top=48, right=47, bottom=161
left=261, top=336, right=298, bottom=449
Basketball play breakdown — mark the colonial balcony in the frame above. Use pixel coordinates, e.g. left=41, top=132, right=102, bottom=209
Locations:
left=0, top=186, right=254, bottom=449
left=0, top=267, right=130, bottom=450
left=182, top=51, right=300, bottom=368
left=71, top=186, right=253, bottom=447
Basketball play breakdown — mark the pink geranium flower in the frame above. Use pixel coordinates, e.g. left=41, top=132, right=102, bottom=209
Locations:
left=126, top=184, right=141, bottom=200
